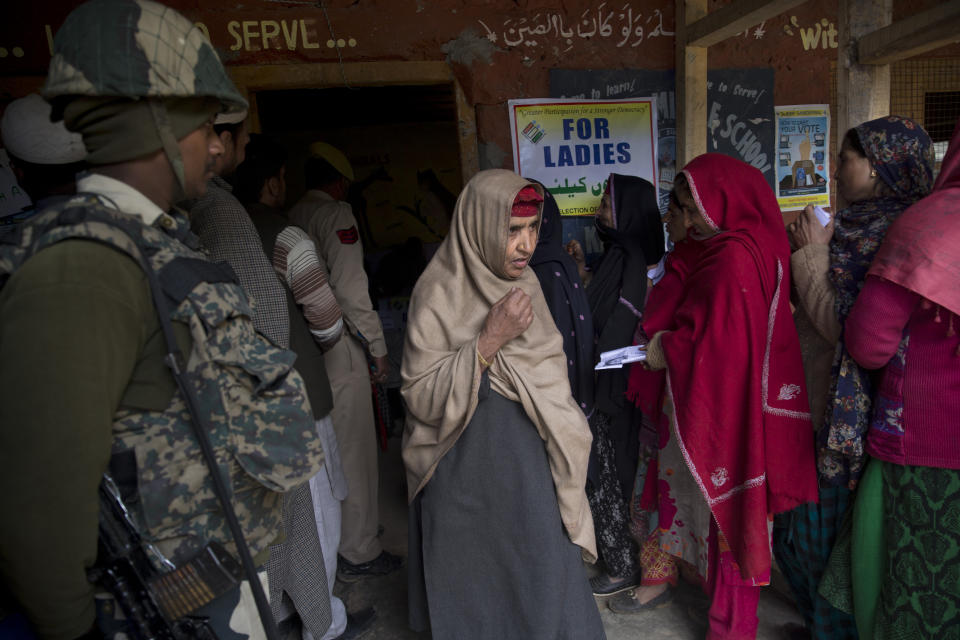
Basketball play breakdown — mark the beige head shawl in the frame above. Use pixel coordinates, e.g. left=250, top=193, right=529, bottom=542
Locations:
left=401, top=169, right=596, bottom=561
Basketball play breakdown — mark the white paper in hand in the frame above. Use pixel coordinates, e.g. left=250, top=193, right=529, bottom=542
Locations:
left=595, top=345, right=647, bottom=370
left=813, top=206, right=831, bottom=227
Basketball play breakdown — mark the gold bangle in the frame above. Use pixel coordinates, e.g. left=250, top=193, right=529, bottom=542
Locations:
left=477, top=348, right=493, bottom=368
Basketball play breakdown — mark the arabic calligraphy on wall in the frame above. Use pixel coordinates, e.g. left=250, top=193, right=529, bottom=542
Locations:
left=734, top=21, right=767, bottom=40
left=479, top=3, right=674, bottom=52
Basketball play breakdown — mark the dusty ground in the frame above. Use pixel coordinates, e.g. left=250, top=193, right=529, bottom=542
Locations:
left=332, top=438, right=803, bottom=640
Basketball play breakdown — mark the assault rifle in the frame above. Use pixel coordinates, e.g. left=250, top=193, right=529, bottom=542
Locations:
left=90, top=474, right=242, bottom=639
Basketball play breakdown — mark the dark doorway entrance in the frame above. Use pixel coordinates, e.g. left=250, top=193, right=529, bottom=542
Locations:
left=256, top=84, right=462, bottom=256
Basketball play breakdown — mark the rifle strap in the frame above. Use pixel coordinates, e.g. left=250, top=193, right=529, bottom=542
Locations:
left=132, top=235, right=281, bottom=640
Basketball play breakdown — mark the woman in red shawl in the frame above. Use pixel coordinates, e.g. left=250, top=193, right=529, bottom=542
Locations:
left=612, top=154, right=818, bottom=639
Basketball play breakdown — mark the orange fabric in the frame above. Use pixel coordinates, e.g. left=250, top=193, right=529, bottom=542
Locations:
left=639, top=537, right=679, bottom=586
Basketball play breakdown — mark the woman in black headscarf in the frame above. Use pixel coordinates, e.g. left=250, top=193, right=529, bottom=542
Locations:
left=567, top=173, right=665, bottom=596
left=530, top=184, right=595, bottom=417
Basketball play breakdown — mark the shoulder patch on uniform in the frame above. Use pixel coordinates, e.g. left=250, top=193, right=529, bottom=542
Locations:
left=336, top=226, right=359, bottom=244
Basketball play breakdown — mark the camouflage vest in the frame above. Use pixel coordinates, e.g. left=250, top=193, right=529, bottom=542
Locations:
left=0, top=195, right=324, bottom=564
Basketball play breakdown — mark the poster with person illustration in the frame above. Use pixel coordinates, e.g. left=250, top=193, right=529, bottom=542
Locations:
left=775, top=104, right=831, bottom=210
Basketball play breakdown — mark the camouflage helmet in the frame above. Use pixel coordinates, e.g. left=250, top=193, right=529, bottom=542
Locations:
left=42, top=0, right=246, bottom=115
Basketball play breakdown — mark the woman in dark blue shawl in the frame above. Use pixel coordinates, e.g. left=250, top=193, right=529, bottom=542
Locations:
left=536, top=175, right=665, bottom=596
left=530, top=185, right=595, bottom=417
left=588, top=175, right=664, bottom=594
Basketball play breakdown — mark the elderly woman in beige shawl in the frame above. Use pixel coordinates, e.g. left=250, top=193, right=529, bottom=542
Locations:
left=402, top=169, right=605, bottom=639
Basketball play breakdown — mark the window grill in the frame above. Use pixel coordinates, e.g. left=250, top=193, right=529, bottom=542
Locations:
left=891, top=57, right=960, bottom=169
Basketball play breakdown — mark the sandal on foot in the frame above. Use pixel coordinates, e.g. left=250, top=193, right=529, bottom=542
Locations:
left=607, top=587, right=674, bottom=614
left=589, top=571, right=641, bottom=596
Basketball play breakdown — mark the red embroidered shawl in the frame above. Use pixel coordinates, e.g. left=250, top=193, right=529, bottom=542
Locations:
left=636, top=154, right=817, bottom=579
left=627, top=239, right=703, bottom=418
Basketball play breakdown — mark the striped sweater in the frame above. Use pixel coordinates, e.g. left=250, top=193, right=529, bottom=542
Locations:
left=273, top=224, right=344, bottom=351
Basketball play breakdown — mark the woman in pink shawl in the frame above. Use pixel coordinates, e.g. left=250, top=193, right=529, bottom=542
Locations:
left=614, top=154, right=818, bottom=639
left=817, top=119, right=960, bottom=639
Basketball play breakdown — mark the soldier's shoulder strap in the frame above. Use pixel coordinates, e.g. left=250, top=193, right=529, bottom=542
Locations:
left=0, top=195, right=148, bottom=289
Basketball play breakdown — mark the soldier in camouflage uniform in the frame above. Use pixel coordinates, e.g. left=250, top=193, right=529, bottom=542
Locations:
left=0, top=1, right=324, bottom=638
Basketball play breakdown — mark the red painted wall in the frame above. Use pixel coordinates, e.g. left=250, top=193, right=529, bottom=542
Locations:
left=0, top=0, right=955, bottom=168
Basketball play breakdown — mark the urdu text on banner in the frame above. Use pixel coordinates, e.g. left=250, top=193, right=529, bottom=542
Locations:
left=508, top=98, right=658, bottom=216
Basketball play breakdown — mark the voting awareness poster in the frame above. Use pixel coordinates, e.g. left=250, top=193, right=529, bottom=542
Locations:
left=775, top=105, right=831, bottom=210
left=550, top=70, right=676, bottom=211
left=508, top=98, right=658, bottom=216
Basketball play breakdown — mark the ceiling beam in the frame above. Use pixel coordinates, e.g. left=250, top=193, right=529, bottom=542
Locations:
left=676, top=0, right=709, bottom=167
left=228, top=61, right=452, bottom=93
left=684, top=0, right=808, bottom=48
left=858, top=0, right=960, bottom=65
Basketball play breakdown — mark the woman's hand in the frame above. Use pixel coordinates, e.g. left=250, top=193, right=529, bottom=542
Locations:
left=789, top=205, right=834, bottom=250
left=370, top=354, right=390, bottom=384
left=565, top=239, right=590, bottom=284
left=477, top=287, right=533, bottom=364
left=565, top=239, right=585, bottom=265
left=641, top=331, right=668, bottom=371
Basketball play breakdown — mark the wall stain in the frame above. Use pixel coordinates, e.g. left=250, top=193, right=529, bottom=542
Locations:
left=441, top=27, right=499, bottom=66
left=479, top=141, right=508, bottom=170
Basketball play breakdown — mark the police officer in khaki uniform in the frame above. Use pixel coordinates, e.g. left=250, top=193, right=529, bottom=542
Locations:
left=288, top=143, right=402, bottom=578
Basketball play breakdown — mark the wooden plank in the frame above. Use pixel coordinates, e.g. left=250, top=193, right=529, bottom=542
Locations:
left=686, top=0, right=807, bottom=48
left=677, top=0, right=709, bottom=167
left=677, top=46, right=708, bottom=166
left=228, top=61, right=452, bottom=93
left=858, top=0, right=960, bottom=65
left=454, top=79, right=479, bottom=185
left=234, top=85, right=261, bottom=133
left=836, top=0, right=891, bottom=207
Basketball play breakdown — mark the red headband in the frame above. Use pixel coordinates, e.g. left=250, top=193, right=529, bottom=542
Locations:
left=512, top=185, right=543, bottom=217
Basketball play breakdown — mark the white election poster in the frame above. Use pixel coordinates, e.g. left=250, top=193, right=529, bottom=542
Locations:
left=774, top=104, right=831, bottom=210
left=508, top=98, right=658, bottom=216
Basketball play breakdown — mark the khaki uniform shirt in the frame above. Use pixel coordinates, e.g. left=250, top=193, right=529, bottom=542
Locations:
left=288, top=190, right=386, bottom=358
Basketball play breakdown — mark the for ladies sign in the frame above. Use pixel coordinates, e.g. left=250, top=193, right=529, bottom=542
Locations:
left=508, top=98, right=658, bottom=216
